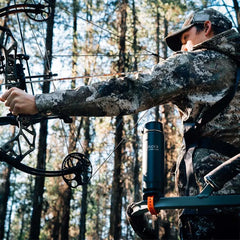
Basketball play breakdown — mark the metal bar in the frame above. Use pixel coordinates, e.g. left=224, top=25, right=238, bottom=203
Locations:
left=132, top=195, right=240, bottom=216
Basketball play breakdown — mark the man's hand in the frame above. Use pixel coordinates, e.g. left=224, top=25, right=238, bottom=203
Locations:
left=0, top=87, right=38, bottom=115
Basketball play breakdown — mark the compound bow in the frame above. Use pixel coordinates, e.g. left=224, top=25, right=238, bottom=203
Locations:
left=0, top=0, right=92, bottom=188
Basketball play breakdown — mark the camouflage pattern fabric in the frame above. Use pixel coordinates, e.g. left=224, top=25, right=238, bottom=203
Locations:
left=35, top=29, right=240, bottom=238
left=179, top=214, right=240, bottom=239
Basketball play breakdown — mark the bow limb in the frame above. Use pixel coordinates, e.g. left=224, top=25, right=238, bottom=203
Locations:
left=0, top=151, right=76, bottom=177
left=0, top=150, right=92, bottom=187
left=0, top=1, right=51, bottom=22
left=0, top=113, right=92, bottom=187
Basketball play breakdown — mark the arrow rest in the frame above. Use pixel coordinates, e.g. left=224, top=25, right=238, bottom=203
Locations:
left=62, top=152, right=92, bottom=188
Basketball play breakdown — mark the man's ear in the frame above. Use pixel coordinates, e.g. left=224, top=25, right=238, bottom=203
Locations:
left=204, top=21, right=213, bottom=37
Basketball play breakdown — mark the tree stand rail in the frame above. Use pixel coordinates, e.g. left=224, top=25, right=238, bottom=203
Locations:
left=131, top=184, right=240, bottom=216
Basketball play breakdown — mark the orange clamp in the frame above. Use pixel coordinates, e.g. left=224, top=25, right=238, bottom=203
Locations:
left=147, top=195, right=158, bottom=215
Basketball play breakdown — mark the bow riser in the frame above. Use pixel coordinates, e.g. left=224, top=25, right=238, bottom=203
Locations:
left=0, top=27, right=22, bottom=89
left=1, top=120, right=36, bottom=160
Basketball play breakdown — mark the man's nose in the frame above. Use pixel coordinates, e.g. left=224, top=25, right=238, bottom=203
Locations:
left=181, top=44, right=188, bottom=51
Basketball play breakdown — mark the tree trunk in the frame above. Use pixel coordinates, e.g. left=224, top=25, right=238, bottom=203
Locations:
left=109, top=115, right=124, bottom=240
left=79, top=178, right=88, bottom=240
left=0, top=165, right=11, bottom=240
left=79, top=117, right=91, bottom=240
left=154, top=4, right=161, bottom=122
left=29, top=0, right=56, bottom=239
left=77, top=0, right=93, bottom=239
left=50, top=181, right=71, bottom=240
left=131, top=0, right=141, bottom=203
left=0, top=2, right=13, bottom=239
left=54, top=1, right=82, bottom=238
left=60, top=187, right=72, bottom=240
left=109, top=0, right=128, bottom=239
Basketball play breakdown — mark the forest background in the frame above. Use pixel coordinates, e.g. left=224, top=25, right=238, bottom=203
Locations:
left=0, top=0, right=239, bottom=239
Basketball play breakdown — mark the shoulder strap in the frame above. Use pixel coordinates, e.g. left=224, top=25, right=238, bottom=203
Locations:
left=185, top=68, right=240, bottom=145
left=197, top=68, right=240, bottom=128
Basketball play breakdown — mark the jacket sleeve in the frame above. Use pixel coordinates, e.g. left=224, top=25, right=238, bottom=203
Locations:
left=35, top=51, right=230, bottom=117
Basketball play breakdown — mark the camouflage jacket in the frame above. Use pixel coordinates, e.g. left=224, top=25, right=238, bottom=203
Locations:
left=36, top=29, right=240, bottom=197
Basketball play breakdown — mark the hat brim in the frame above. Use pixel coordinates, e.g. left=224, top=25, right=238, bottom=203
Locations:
left=165, top=24, right=194, bottom=51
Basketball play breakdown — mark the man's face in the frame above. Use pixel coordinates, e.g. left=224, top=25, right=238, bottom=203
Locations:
left=180, top=26, right=206, bottom=51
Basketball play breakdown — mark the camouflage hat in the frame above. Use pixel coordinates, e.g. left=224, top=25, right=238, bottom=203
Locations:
left=165, top=8, right=232, bottom=51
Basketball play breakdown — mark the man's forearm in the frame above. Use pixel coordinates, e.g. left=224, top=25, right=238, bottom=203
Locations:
left=35, top=78, right=143, bottom=116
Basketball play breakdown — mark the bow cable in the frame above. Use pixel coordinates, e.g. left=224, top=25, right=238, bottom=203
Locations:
left=91, top=109, right=150, bottom=179
left=14, top=0, right=34, bottom=94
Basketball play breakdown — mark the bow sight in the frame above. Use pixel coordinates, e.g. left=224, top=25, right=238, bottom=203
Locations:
left=0, top=1, right=92, bottom=188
